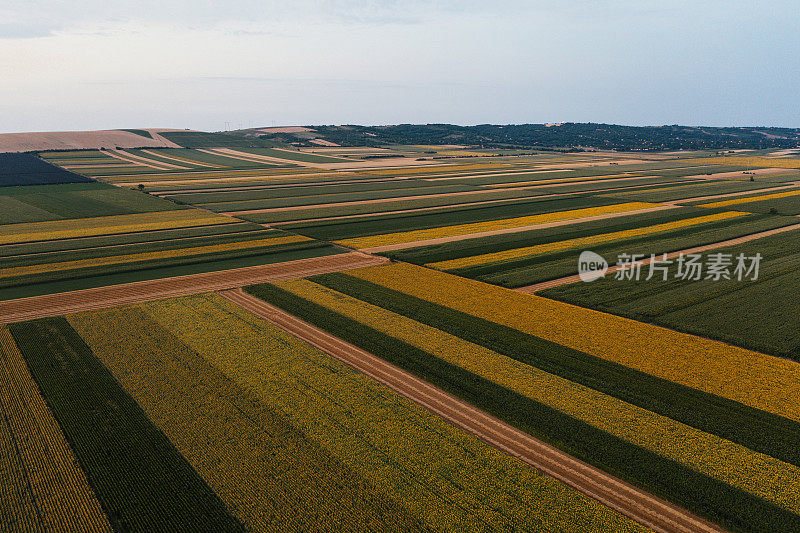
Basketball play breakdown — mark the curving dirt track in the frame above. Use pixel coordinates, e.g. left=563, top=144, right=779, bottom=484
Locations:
left=0, top=252, right=387, bottom=323
left=516, top=222, right=800, bottom=293
left=220, top=288, right=725, bottom=533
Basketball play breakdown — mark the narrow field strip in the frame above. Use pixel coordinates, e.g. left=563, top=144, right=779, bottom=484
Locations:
left=0, top=210, right=234, bottom=245
left=243, top=283, right=783, bottom=532
left=692, top=157, right=800, bottom=169
left=102, top=149, right=179, bottom=170
left=117, top=149, right=193, bottom=170
left=138, top=149, right=224, bottom=168
left=0, top=327, right=112, bottom=532
left=481, top=174, right=641, bottom=187
left=158, top=292, right=650, bottom=532
left=7, top=318, right=246, bottom=532
left=349, top=263, right=800, bottom=422
left=306, top=273, right=800, bottom=469
left=336, top=202, right=659, bottom=249
left=199, top=148, right=291, bottom=167
left=272, top=277, right=800, bottom=516
left=698, top=189, right=800, bottom=208
left=0, top=252, right=386, bottom=323
left=0, top=235, right=310, bottom=280
left=517, top=221, right=800, bottom=293
left=428, top=211, right=746, bottom=270
left=68, top=305, right=429, bottom=533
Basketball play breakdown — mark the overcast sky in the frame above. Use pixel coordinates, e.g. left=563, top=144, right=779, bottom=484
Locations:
left=1, top=1, right=798, bottom=133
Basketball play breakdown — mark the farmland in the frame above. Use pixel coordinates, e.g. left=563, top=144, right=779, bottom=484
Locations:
left=2, top=140, right=800, bottom=532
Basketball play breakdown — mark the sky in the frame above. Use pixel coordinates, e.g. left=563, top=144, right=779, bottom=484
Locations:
left=1, top=1, right=799, bottom=133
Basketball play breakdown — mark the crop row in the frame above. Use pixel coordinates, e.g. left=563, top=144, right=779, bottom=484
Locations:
left=245, top=280, right=800, bottom=532
left=0, top=209, right=233, bottom=245
left=0, top=327, right=112, bottom=532
left=542, top=226, right=800, bottom=359
left=136, top=293, right=642, bottom=532
left=7, top=318, right=245, bottom=532
left=383, top=206, right=718, bottom=265
left=461, top=213, right=796, bottom=287
left=336, top=201, right=657, bottom=249
left=428, top=210, right=745, bottom=270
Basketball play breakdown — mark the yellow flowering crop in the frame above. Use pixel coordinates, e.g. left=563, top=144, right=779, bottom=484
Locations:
left=698, top=189, right=800, bottom=208
left=483, top=173, right=634, bottom=188
left=350, top=262, right=800, bottom=422
left=115, top=293, right=646, bottom=532
left=0, top=235, right=309, bottom=280
left=275, top=278, right=800, bottom=513
left=0, top=209, right=235, bottom=245
left=336, top=201, right=659, bottom=249
left=428, top=210, right=746, bottom=270
left=691, top=157, right=800, bottom=169
left=362, top=162, right=512, bottom=176
left=0, top=327, right=112, bottom=532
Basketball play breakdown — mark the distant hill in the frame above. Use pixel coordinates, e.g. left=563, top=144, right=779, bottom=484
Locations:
left=255, top=123, right=800, bottom=151
left=0, top=129, right=181, bottom=153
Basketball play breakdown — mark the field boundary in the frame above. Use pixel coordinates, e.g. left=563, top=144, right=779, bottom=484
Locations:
left=0, top=252, right=387, bottom=323
left=516, top=221, right=800, bottom=293
left=220, top=288, right=725, bottom=533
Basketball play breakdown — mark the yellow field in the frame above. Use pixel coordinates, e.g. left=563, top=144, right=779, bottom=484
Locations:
left=698, top=188, right=800, bottom=208
left=483, top=173, right=635, bottom=188
left=692, top=157, right=800, bottom=169
left=274, top=278, right=800, bottom=512
left=0, top=209, right=235, bottom=245
left=100, top=167, right=319, bottom=183
left=0, top=327, right=112, bottom=532
left=336, top=201, right=659, bottom=249
left=349, top=263, right=800, bottom=422
left=428, top=210, right=746, bottom=270
left=69, top=294, right=645, bottom=533
left=0, top=234, right=309, bottom=279
left=362, top=162, right=513, bottom=176
left=435, top=150, right=499, bottom=157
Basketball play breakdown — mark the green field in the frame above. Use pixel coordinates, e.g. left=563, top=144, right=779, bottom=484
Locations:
left=460, top=213, right=797, bottom=288
left=542, top=227, right=800, bottom=359
left=0, top=182, right=184, bottom=224
left=8, top=317, right=245, bottom=532
left=245, top=278, right=800, bottom=533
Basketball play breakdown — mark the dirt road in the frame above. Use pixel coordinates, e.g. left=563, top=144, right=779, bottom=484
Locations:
left=0, top=252, right=387, bottom=323
left=360, top=204, right=680, bottom=253
left=220, top=288, right=724, bottom=533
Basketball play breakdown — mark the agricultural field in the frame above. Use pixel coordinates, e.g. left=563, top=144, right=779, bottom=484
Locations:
left=3, top=143, right=800, bottom=532
left=0, top=153, right=93, bottom=186
left=0, top=295, right=644, bottom=532
left=244, top=262, right=800, bottom=533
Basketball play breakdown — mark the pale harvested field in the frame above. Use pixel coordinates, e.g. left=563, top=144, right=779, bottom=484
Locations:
left=107, top=149, right=188, bottom=170
left=138, top=149, right=223, bottom=168
left=0, top=130, right=180, bottom=152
